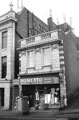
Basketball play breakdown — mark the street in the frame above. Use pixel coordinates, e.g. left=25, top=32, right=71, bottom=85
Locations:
left=0, top=117, right=68, bottom=120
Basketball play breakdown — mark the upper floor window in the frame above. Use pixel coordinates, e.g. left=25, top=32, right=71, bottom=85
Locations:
left=2, top=31, right=7, bottom=49
left=28, top=50, right=34, bottom=68
left=43, top=47, right=51, bottom=66
left=36, top=51, right=41, bottom=69
left=2, top=56, right=7, bottom=78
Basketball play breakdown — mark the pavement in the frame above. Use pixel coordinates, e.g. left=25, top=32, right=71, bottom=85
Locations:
left=55, top=108, right=79, bottom=119
left=0, top=108, right=58, bottom=118
left=0, top=108, right=79, bottom=120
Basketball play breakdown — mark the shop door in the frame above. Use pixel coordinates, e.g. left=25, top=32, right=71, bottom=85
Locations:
left=0, top=88, right=4, bottom=106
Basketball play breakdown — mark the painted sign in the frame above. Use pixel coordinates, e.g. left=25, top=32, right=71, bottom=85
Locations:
left=20, top=77, right=59, bottom=85
left=21, top=78, right=43, bottom=84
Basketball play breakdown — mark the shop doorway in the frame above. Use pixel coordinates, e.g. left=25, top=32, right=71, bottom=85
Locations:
left=0, top=88, right=4, bottom=106
left=22, top=85, right=35, bottom=107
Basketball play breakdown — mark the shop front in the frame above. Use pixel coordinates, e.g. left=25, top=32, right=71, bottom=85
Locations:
left=20, top=74, right=61, bottom=109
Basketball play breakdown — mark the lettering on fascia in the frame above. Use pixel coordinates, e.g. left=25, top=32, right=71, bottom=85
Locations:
left=26, top=79, right=30, bottom=83
left=26, top=78, right=42, bottom=83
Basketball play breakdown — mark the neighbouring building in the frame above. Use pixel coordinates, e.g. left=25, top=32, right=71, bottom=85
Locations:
left=17, top=22, right=79, bottom=109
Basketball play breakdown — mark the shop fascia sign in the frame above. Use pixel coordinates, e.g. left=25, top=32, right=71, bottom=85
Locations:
left=21, top=78, right=43, bottom=84
left=21, top=77, right=59, bottom=84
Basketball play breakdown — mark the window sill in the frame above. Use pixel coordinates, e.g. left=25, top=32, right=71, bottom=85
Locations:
left=27, top=67, right=35, bottom=70
left=42, top=65, right=52, bottom=68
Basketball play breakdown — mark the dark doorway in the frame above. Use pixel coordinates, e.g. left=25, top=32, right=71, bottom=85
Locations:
left=22, top=85, right=35, bottom=107
left=0, top=88, right=4, bottom=106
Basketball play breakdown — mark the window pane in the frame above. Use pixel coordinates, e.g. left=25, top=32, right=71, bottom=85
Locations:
left=36, top=51, right=41, bottom=69
left=52, top=46, right=60, bottom=70
left=2, top=56, right=7, bottom=78
left=43, top=48, right=50, bottom=66
left=28, top=51, right=34, bottom=67
left=20, top=54, right=26, bottom=73
left=2, top=31, right=7, bottom=48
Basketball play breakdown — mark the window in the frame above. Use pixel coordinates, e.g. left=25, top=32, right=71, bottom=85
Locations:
left=43, top=47, right=51, bottom=66
left=36, top=51, right=41, bottom=69
left=39, top=24, right=41, bottom=30
left=52, top=45, right=60, bottom=70
left=2, top=31, right=7, bottom=48
left=2, top=56, right=7, bottom=78
left=29, top=28, right=32, bottom=36
left=20, top=52, right=26, bottom=73
left=28, top=51, right=34, bottom=68
left=33, top=21, right=36, bottom=27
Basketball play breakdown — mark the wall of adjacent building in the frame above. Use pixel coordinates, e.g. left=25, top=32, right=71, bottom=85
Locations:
left=0, top=16, right=16, bottom=109
left=58, top=30, right=79, bottom=104
left=16, top=7, right=48, bottom=39
left=0, top=21, right=15, bottom=80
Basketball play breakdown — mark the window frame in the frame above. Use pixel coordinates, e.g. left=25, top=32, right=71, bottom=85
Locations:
left=1, top=56, right=7, bottom=78
left=2, top=31, right=7, bottom=49
left=27, top=50, right=35, bottom=68
left=43, top=47, right=51, bottom=66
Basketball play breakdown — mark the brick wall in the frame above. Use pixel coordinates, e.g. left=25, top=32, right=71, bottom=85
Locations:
left=58, top=30, right=79, bottom=103
left=16, top=7, right=48, bottom=38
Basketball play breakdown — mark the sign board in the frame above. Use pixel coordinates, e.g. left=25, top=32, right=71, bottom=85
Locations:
left=20, top=76, right=59, bottom=85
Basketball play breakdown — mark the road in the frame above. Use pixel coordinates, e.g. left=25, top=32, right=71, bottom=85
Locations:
left=0, top=117, right=68, bottom=120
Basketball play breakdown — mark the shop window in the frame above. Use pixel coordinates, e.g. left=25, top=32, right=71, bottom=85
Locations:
left=43, top=47, right=51, bottom=66
left=2, top=56, right=7, bottom=78
left=2, top=31, right=7, bottom=49
left=28, top=50, right=34, bottom=68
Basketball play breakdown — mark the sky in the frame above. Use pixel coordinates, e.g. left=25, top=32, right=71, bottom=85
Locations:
left=0, top=0, right=79, bottom=36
